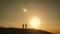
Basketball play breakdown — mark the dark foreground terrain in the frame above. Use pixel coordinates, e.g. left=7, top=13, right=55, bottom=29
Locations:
left=0, top=27, right=53, bottom=34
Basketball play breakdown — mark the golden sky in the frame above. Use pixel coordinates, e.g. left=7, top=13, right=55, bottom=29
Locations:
left=0, top=0, right=60, bottom=34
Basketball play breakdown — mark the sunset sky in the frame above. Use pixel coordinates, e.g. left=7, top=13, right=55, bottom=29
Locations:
left=0, top=0, right=60, bottom=34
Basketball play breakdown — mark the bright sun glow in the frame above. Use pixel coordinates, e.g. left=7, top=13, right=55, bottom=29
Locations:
left=29, top=17, right=40, bottom=29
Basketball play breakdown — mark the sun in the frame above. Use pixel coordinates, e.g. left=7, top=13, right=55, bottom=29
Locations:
left=29, top=17, right=40, bottom=29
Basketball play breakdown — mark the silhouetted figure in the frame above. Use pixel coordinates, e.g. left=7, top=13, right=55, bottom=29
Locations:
left=22, top=24, right=24, bottom=29
left=25, top=24, right=27, bottom=29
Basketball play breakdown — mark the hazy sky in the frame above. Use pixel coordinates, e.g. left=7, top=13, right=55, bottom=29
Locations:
left=0, top=0, right=60, bottom=33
